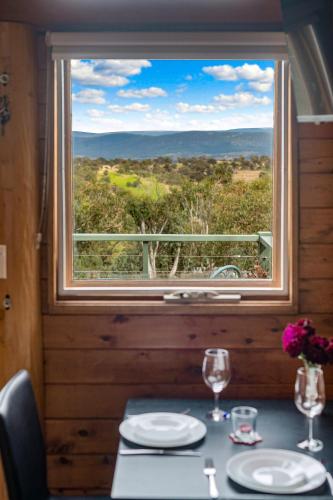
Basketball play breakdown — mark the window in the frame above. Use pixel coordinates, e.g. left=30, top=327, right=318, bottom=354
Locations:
left=50, top=32, right=295, bottom=306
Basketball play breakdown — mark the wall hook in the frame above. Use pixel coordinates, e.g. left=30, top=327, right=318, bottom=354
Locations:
left=2, top=294, right=11, bottom=311
left=0, top=73, right=9, bottom=86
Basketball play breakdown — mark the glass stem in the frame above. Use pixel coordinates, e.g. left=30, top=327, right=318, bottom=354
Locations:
left=214, top=392, right=220, bottom=414
left=308, top=417, right=314, bottom=443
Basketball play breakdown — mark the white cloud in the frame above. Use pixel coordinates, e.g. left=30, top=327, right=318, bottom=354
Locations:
left=87, top=108, right=105, bottom=118
left=249, top=81, right=273, bottom=92
left=72, top=88, right=106, bottom=104
left=108, top=102, right=150, bottom=113
left=176, top=102, right=216, bottom=113
left=203, top=64, right=238, bottom=81
left=214, top=92, right=271, bottom=107
left=237, top=64, right=274, bottom=83
left=94, top=59, right=151, bottom=77
left=176, top=92, right=270, bottom=114
left=117, top=86, right=167, bottom=98
left=74, top=107, right=273, bottom=133
left=185, top=74, right=193, bottom=81
left=73, top=114, right=124, bottom=133
left=71, top=59, right=151, bottom=87
left=203, top=63, right=274, bottom=92
left=217, top=111, right=273, bottom=129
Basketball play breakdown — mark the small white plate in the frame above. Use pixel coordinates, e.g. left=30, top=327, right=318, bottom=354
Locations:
left=227, top=449, right=327, bottom=494
left=119, top=412, right=207, bottom=448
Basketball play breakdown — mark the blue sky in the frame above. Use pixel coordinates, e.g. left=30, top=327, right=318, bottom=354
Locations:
left=71, top=59, right=275, bottom=133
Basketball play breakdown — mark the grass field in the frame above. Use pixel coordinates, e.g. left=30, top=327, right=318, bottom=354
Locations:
left=233, top=170, right=261, bottom=182
left=106, top=171, right=169, bottom=200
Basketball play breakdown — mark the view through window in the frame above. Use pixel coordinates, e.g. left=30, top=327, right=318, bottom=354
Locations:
left=71, top=59, right=275, bottom=283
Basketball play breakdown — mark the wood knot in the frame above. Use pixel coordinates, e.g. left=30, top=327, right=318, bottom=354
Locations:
left=100, top=335, right=112, bottom=342
left=102, top=455, right=112, bottom=465
left=78, top=429, right=89, bottom=437
left=113, top=315, right=129, bottom=323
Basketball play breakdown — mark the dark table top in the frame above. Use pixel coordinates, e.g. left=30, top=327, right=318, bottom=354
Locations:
left=111, top=399, right=333, bottom=500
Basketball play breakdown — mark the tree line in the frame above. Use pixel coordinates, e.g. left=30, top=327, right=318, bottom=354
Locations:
left=73, top=155, right=272, bottom=280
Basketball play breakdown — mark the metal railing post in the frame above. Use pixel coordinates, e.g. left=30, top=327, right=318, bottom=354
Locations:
left=258, top=231, right=272, bottom=276
left=142, top=241, right=149, bottom=279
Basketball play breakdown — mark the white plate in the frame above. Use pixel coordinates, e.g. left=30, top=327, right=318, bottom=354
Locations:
left=119, top=412, right=207, bottom=448
left=227, top=449, right=327, bottom=494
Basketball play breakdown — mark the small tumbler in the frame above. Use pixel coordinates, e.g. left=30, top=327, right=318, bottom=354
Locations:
left=231, top=406, right=258, bottom=442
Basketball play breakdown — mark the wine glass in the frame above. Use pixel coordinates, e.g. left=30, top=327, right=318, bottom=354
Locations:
left=294, top=366, right=325, bottom=452
left=202, top=348, right=231, bottom=421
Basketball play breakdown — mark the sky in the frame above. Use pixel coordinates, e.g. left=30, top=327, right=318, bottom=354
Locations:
left=71, top=59, right=275, bottom=133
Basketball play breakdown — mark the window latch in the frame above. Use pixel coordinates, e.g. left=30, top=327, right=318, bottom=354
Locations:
left=163, top=290, right=241, bottom=304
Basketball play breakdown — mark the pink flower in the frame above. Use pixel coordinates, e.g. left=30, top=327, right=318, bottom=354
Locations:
left=282, top=318, right=333, bottom=365
left=296, top=318, right=316, bottom=337
left=282, top=324, right=306, bottom=357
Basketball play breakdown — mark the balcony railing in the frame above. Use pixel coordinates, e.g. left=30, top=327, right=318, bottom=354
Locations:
left=73, top=231, right=272, bottom=280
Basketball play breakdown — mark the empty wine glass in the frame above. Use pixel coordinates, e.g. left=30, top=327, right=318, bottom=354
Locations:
left=202, top=348, right=231, bottom=421
left=294, top=366, right=325, bottom=452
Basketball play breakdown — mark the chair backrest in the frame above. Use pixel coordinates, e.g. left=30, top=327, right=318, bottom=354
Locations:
left=0, top=370, right=48, bottom=500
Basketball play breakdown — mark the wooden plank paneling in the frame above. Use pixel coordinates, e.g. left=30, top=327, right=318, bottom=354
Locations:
left=300, top=208, right=333, bottom=243
left=300, top=174, right=333, bottom=208
left=300, top=158, right=333, bottom=174
left=300, top=245, right=333, bottom=279
left=40, top=82, right=333, bottom=495
left=300, top=279, right=333, bottom=313
left=0, top=23, right=44, bottom=500
left=298, top=123, right=333, bottom=139
left=46, top=384, right=333, bottom=421
left=43, top=315, right=288, bottom=350
left=44, top=349, right=333, bottom=386
left=43, top=314, right=333, bottom=350
left=49, top=490, right=110, bottom=497
left=47, top=455, right=115, bottom=490
left=46, top=419, right=119, bottom=455
left=0, top=22, right=43, bottom=399
left=45, top=383, right=309, bottom=419
left=299, top=139, right=333, bottom=160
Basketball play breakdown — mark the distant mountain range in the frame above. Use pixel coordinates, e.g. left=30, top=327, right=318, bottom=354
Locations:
left=73, top=128, right=273, bottom=159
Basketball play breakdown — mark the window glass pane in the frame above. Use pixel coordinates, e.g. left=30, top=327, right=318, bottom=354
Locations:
left=71, top=59, right=274, bottom=281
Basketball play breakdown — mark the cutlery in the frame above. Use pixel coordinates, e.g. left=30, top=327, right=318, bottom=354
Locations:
left=204, top=458, right=219, bottom=499
left=327, top=472, right=333, bottom=495
left=120, top=448, right=201, bottom=456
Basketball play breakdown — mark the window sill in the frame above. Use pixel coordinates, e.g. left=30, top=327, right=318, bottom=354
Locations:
left=48, top=297, right=298, bottom=315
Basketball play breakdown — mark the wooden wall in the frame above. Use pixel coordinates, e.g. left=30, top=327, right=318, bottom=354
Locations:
left=0, top=22, right=44, bottom=499
left=41, top=100, right=333, bottom=495
left=30, top=20, right=333, bottom=493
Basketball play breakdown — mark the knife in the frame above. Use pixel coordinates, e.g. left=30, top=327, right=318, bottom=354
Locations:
left=119, top=448, right=201, bottom=456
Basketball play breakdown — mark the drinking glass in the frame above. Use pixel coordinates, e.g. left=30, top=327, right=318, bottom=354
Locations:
left=202, top=348, right=231, bottom=421
left=231, top=406, right=258, bottom=442
left=294, top=366, right=325, bottom=452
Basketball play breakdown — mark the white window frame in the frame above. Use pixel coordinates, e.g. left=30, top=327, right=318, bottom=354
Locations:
left=49, top=32, right=296, bottom=305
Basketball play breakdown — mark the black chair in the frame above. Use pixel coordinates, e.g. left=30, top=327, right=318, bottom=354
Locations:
left=0, top=370, right=110, bottom=500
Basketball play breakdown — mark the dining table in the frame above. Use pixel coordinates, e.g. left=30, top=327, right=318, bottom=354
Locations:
left=111, top=398, right=333, bottom=500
